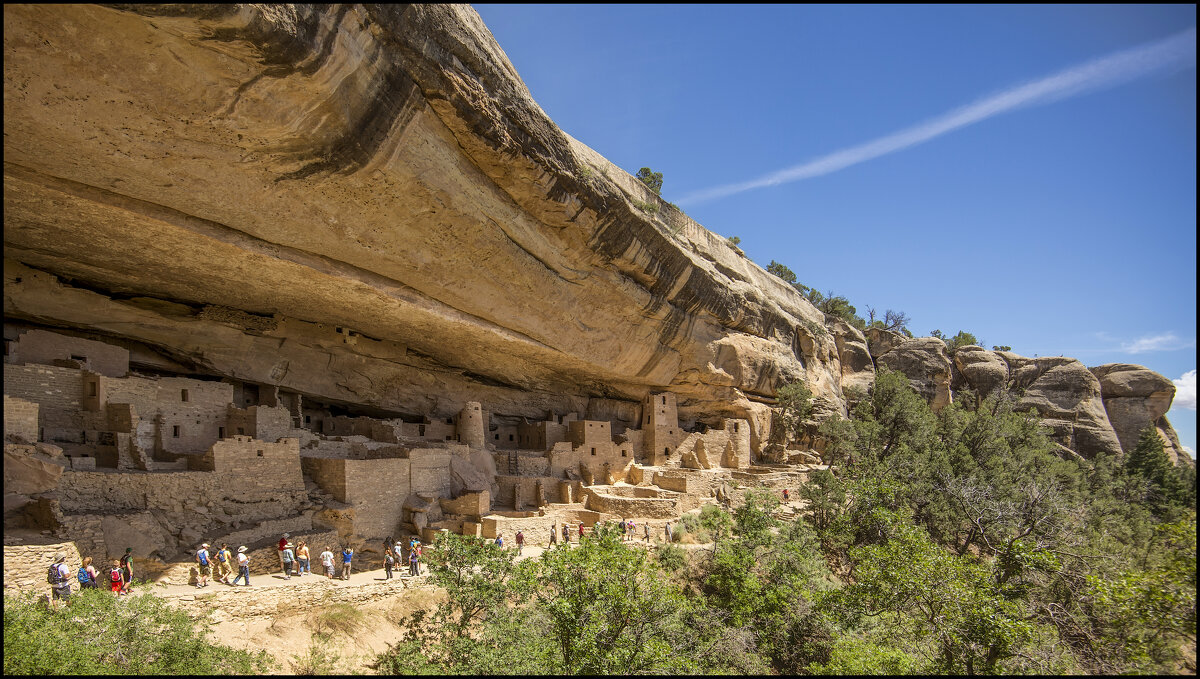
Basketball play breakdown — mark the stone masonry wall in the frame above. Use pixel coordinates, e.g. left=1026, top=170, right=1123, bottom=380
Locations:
left=343, top=458, right=411, bottom=540
left=8, top=328, right=130, bottom=378
left=101, top=374, right=232, bottom=455
left=4, top=395, right=39, bottom=443
left=3, top=363, right=85, bottom=443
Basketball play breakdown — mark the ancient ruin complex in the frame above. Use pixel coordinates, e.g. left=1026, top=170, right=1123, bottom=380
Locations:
left=2, top=4, right=1190, bottom=585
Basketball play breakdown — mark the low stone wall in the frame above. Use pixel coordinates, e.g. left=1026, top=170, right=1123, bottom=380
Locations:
left=581, top=487, right=680, bottom=519
left=2, top=540, right=84, bottom=594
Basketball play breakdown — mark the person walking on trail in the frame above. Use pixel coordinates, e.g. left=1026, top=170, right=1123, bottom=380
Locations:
left=665, top=521, right=673, bottom=543
left=619, top=519, right=627, bottom=541
left=297, top=540, right=311, bottom=576
left=409, top=545, right=420, bottom=577
left=232, top=546, right=251, bottom=586
left=495, top=534, right=503, bottom=548
left=195, top=543, right=212, bottom=588
left=77, top=556, right=99, bottom=590
left=562, top=523, right=570, bottom=544
left=644, top=522, right=651, bottom=543
left=384, top=547, right=394, bottom=579
left=281, top=543, right=296, bottom=580
left=320, top=547, right=335, bottom=579
left=340, top=546, right=354, bottom=580
left=109, top=559, right=126, bottom=594
left=119, top=547, right=134, bottom=592
left=578, top=522, right=585, bottom=540
left=548, top=525, right=558, bottom=548
left=515, top=530, right=525, bottom=556
left=48, top=552, right=71, bottom=608
left=782, top=488, right=790, bottom=502
left=213, top=543, right=231, bottom=585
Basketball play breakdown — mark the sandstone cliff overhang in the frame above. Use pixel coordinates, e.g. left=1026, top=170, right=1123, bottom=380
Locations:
left=3, top=4, right=849, bottom=438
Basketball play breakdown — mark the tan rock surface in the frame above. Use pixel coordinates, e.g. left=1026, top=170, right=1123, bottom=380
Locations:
left=875, top=337, right=953, bottom=411
left=952, top=345, right=1010, bottom=399
left=1016, top=359, right=1122, bottom=459
left=3, top=4, right=845, bottom=442
left=1090, top=363, right=1177, bottom=458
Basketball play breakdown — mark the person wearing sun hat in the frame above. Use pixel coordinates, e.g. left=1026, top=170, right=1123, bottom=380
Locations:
left=232, top=546, right=251, bottom=586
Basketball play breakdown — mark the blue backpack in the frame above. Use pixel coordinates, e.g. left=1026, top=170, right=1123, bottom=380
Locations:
left=197, top=549, right=209, bottom=566
left=77, top=567, right=91, bottom=584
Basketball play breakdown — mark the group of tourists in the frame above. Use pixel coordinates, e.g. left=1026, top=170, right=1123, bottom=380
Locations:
left=382, top=536, right=422, bottom=578
left=194, top=542, right=252, bottom=587
left=46, top=547, right=135, bottom=607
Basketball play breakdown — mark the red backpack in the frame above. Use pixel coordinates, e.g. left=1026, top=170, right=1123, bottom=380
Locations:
left=110, top=567, right=122, bottom=583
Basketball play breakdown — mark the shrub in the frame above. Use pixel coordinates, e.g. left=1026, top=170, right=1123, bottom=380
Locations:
left=655, top=542, right=687, bottom=573
left=310, top=602, right=365, bottom=638
left=632, top=199, right=659, bottom=214
left=3, top=588, right=273, bottom=674
left=635, top=167, right=663, bottom=194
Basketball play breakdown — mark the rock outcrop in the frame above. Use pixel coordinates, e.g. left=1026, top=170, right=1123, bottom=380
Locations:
left=2, top=4, right=1188, bottom=467
left=1091, top=364, right=1184, bottom=464
left=3, top=4, right=855, bottom=449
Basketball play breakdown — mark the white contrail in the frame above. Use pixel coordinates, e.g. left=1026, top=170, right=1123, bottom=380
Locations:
left=677, top=27, right=1197, bottom=206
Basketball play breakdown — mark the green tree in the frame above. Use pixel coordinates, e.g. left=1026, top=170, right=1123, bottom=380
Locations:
left=1125, top=426, right=1188, bottom=514
left=766, top=260, right=797, bottom=284
left=776, top=381, right=814, bottom=443
left=532, top=523, right=696, bottom=674
left=3, top=588, right=273, bottom=674
left=635, top=167, right=662, bottom=194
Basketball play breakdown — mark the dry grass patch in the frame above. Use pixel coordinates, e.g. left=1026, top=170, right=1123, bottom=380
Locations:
left=309, top=602, right=366, bottom=638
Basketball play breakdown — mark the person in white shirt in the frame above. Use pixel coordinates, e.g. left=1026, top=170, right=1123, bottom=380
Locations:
left=320, top=548, right=335, bottom=579
left=195, top=543, right=211, bottom=588
left=232, top=546, right=251, bottom=586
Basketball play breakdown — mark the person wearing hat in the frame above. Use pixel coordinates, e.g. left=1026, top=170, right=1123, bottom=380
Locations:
left=48, top=552, right=71, bottom=609
left=231, top=546, right=251, bottom=586
left=195, top=543, right=212, bottom=588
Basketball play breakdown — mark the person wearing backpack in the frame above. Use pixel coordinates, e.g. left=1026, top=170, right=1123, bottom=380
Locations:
left=213, top=542, right=231, bottom=585
left=77, top=556, right=99, bottom=590
left=383, top=546, right=395, bottom=579
left=195, top=543, right=211, bottom=588
left=48, top=552, right=71, bottom=608
left=109, top=559, right=126, bottom=595
left=296, top=540, right=310, bottom=576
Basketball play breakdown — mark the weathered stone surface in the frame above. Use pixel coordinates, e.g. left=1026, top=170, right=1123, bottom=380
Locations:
left=875, top=338, right=953, bottom=410
left=1017, top=359, right=1122, bottom=459
left=866, top=327, right=906, bottom=359
left=828, top=318, right=874, bottom=394
left=3, top=444, right=66, bottom=499
left=1090, top=364, right=1176, bottom=458
left=2, top=4, right=846, bottom=440
left=952, top=346, right=1009, bottom=399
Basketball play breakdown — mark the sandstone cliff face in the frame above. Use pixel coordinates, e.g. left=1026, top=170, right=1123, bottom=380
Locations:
left=2, top=5, right=1187, bottom=467
left=3, top=4, right=851, bottom=449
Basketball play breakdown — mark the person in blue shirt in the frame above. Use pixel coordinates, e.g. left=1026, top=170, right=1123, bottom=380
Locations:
left=340, top=546, right=354, bottom=580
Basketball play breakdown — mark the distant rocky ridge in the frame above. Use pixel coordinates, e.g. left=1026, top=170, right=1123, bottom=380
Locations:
left=2, top=4, right=1188, bottom=466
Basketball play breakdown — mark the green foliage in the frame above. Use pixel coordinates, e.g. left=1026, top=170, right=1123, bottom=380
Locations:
left=577, top=166, right=594, bottom=180
left=310, top=602, right=365, bottom=638
left=931, top=329, right=981, bottom=352
left=654, top=542, right=687, bottom=573
left=3, top=588, right=273, bottom=675
left=631, top=199, right=659, bottom=214
left=635, top=167, right=663, bottom=194
left=766, top=260, right=797, bottom=283
left=776, top=381, right=813, bottom=442
left=992, top=345, right=1012, bottom=352
left=726, top=235, right=741, bottom=246
left=1125, top=426, right=1189, bottom=514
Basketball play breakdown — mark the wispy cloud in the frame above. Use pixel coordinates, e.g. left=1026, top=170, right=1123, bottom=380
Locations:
left=1121, top=332, right=1195, bottom=354
left=1173, top=369, right=1197, bottom=410
left=677, top=27, right=1197, bottom=206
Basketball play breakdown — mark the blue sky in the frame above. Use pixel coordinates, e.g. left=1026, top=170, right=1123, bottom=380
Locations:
left=472, top=4, right=1197, bottom=457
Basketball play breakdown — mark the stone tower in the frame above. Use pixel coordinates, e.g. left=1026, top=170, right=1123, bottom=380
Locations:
left=642, top=392, right=682, bottom=466
left=458, top=401, right=485, bottom=449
